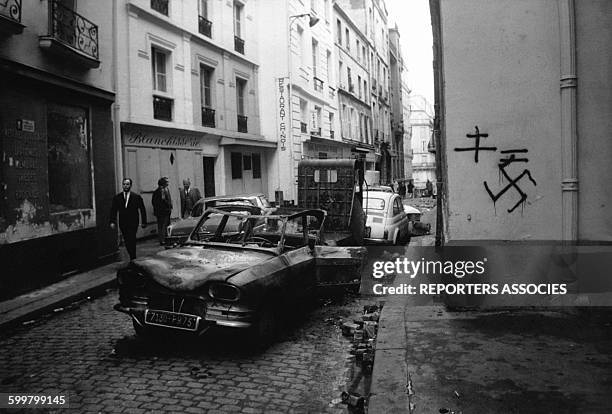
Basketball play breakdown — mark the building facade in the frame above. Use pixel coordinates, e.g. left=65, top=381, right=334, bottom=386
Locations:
left=0, top=0, right=117, bottom=296
left=432, top=0, right=612, bottom=243
left=333, top=3, right=375, bottom=172
left=408, top=94, right=435, bottom=193
left=258, top=0, right=346, bottom=204
left=388, top=25, right=405, bottom=182
left=401, top=79, right=413, bottom=182
left=116, top=0, right=273, bottom=236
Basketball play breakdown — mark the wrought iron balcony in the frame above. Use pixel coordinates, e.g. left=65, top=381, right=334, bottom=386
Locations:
left=201, top=107, right=215, bottom=128
left=153, top=96, right=173, bottom=121
left=310, top=128, right=321, bottom=137
left=198, top=15, right=212, bottom=38
left=234, top=36, right=244, bottom=54
left=151, top=0, right=168, bottom=16
left=39, top=0, right=99, bottom=68
left=237, top=114, right=248, bottom=132
left=330, top=130, right=335, bottom=139
left=0, top=0, right=24, bottom=35
left=300, top=122, right=308, bottom=133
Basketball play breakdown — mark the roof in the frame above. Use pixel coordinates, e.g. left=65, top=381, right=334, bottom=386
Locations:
left=364, top=190, right=397, bottom=201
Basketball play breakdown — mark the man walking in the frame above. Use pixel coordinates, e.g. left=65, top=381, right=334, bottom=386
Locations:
left=180, top=178, right=202, bottom=218
left=152, top=177, right=173, bottom=245
left=110, top=178, right=147, bottom=261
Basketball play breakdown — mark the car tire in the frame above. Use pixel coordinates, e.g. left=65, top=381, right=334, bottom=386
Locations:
left=248, top=304, right=278, bottom=349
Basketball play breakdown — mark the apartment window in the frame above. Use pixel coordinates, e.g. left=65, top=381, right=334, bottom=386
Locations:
left=338, top=61, right=343, bottom=86
left=362, top=46, right=366, bottom=66
left=200, top=66, right=215, bottom=127
left=236, top=77, right=246, bottom=115
left=329, top=112, right=334, bottom=137
left=356, top=40, right=360, bottom=61
left=231, top=152, right=242, bottom=179
left=347, top=67, right=352, bottom=92
left=199, top=0, right=212, bottom=37
left=236, top=77, right=247, bottom=132
left=336, top=19, right=342, bottom=43
left=252, top=154, right=261, bottom=178
left=358, top=75, right=362, bottom=98
left=233, top=2, right=243, bottom=38
left=151, top=47, right=168, bottom=92
left=151, top=0, right=168, bottom=16
left=345, top=28, right=350, bottom=50
left=364, top=80, right=368, bottom=103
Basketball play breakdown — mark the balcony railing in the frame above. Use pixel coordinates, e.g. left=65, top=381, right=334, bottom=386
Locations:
left=330, top=130, right=335, bottom=139
left=328, top=86, right=335, bottom=99
left=0, top=0, right=24, bottom=34
left=234, top=36, right=244, bottom=54
left=300, top=122, right=308, bottom=133
left=349, top=83, right=355, bottom=93
left=201, top=107, right=215, bottom=128
left=237, top=114, right=248, bottom=132
left=198, top=15, right=212, bottom=38
left=313, top=77, right=323, bottom=92
left=41, top=0, right=99, bottom=66
left=151, top=0, right=168, bottom=16
left=153, top=96, right=172, bottom=121
left=310, top=128, right=321, bottom=137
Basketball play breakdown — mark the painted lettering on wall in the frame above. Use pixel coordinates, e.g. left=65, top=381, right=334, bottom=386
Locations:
left=454, top=126, right=537, bottom=214
left=125, top=131, right=199, bottom=148
left=277, top=78, right=287, bottom=151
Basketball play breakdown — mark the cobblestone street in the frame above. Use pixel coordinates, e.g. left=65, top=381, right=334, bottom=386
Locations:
left=0, top=290, right=370, bottom=413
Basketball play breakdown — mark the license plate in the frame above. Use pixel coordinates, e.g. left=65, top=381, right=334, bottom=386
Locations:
left=144, top=309, right=200, bottom=331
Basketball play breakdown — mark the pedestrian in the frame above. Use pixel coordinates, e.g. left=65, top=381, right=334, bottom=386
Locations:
left=180, top=178, right=202, bottom=219
left=399, top=181, right=406, bottom=199
left=109, top=178, right=147, bottom=261
left=152, top=176, right=172, bottom=245
left=426, top=179, right=433, bottom=197
left=393, top=179, right=399, bottom=193
left=407, top=180, right=414, bottom=199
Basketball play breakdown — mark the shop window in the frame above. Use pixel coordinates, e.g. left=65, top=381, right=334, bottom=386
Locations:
left=47, top=103, right=92, bottom=213
left=243, top=154, right=251, bottom=170
left=231, top=152, right=242, bottom=179
left=252, top=154, right=261, bottom=178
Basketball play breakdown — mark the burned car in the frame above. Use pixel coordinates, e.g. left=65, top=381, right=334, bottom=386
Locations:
left=115, top=208, right=365, bottom=344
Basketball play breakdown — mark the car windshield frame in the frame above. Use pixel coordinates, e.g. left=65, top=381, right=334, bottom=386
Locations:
left=363, top=197, right=386, bottom=211
left=186, top=208, right=326, bottom=253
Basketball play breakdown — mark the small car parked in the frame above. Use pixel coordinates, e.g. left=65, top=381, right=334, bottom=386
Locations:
left=363, top=191, right=410, bottom=245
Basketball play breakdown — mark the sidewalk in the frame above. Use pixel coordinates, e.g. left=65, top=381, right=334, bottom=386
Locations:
left=0, top=238, right=164, bottom=329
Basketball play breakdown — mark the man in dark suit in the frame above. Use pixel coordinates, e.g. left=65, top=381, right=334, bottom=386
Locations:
left=180, top=178, right=202, bottom=218
left=110, top=178, right=147, bottom=260
left=152, top=176, right=173, bottom=245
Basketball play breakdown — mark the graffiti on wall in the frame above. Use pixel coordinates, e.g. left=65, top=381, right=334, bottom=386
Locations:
left=455, top=126, right=537, bottom=214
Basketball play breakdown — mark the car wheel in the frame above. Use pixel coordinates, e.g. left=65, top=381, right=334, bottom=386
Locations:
left=249, top=304, right=278, bottom=349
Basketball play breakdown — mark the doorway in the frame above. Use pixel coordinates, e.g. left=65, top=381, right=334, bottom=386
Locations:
left=203, top=156, right=215, bottom=197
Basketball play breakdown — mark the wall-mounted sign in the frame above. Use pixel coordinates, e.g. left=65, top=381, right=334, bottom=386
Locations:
left=277, top=78, right=287, bottom=151
left=16, top=119, right=36, bottom=133
left=122, top=123, right=200, bottom=149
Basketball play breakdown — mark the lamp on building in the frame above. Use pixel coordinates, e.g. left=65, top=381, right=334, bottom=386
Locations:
left=285, top=12, right=320, bottom=201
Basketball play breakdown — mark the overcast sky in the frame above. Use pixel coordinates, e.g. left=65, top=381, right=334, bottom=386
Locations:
left=386, top=0, right=434, bottom=104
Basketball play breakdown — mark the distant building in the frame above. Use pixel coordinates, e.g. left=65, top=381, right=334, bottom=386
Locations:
left=388, top=25, right=405, bottom=181
left=0, top=0, right=116, bottom=296
left=401, top=80, right=413, bottom=181
left=408, top=95, right=435, bottom=193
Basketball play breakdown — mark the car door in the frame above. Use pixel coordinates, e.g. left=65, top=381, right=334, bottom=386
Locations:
left=389, top=196, right=406, bottom=241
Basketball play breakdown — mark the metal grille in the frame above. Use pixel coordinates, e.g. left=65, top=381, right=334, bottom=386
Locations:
left=50, top=0, right=98, bottom=60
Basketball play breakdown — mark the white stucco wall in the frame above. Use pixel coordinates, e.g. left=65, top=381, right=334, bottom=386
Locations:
left=441, top=0, right=563, bottom=241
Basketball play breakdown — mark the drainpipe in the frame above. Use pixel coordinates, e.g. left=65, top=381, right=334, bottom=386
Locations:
left=558, top=0, right=578, bottom=242
left=111, top=0, right=123, bottom=192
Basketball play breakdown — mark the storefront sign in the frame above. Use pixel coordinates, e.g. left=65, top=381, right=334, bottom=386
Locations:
left=277, top=78, right=287, bottom=151
left=122, top=124, right=200, bottom=149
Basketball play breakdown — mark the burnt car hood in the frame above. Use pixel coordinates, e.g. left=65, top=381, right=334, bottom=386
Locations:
left=132, top=246, right=273, bottom=291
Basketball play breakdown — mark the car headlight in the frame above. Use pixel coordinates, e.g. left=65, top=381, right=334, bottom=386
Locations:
left=208, top=282, right=240, bottom=302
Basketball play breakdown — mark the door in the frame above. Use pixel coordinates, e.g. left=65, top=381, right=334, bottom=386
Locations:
left=160, top=149, right=179, bottom=219
left=203, top=156, right=215, bottom=197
